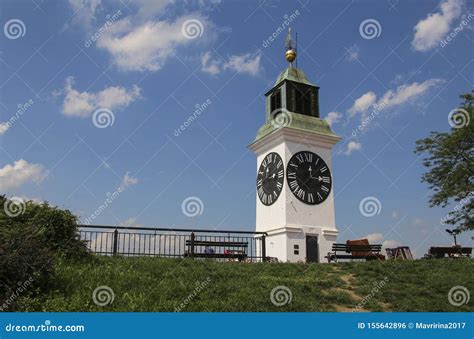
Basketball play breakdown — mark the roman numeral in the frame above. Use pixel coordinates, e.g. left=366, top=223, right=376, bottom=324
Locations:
left=257, top=179, right=263, bottom=187
left=317, top=192, right=323, bottom=201
left=266, top=154, right=273, bottom=163
left=258, top=187, right=264, bottom=198
left=320, top=166, right=328, bottom=173
left=278, top=170, right=284, bottom=178
left=277, top=160, right=282, bottom=168
left=296, top=154, right=304, bottom=163
left=289, top=162, right=298, bottom=168
left=289, top=180, right=299, bottom=190
left=296, top=188, right=305, bottom=200
left=276, top=182, right=282, bottom=190
left=308, top=193, right=314, bottom=203
left=321, top=185, right=329, bottom=193
left=288, top=172, right=296, bottom=180
left=304, top=152, right=313, bottom=162
left=321, top=176, right=330, bottom=183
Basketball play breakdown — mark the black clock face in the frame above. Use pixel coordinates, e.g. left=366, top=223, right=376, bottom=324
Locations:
left=286, top=151, right=332, bottom=205
left=256, top=152, right=284, bottom=206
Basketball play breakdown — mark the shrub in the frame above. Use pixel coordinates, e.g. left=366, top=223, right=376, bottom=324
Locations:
left=0, top=195, right=88, bottom=310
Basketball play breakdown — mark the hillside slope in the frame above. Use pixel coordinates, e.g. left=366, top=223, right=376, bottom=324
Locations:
left=19, top=257, right=473, bottom=312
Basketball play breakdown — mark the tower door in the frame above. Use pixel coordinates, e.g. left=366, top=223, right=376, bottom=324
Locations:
left=306, top=235, right=319, bottom=262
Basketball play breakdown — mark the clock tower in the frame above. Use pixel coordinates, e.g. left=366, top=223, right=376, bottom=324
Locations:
left=249, top=30, right=341, bottom=263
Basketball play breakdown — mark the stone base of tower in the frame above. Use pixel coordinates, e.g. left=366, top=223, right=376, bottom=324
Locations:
left=261, top=226, right=338, bottom=263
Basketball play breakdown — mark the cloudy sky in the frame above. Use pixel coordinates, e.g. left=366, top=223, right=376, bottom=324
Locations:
left=0, top=0, right=472, bottom=258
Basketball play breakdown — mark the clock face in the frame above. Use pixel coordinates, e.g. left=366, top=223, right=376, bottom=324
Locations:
left=256, top=152, right=284, bottom=206
left=286, top=151, right=332, bottom=205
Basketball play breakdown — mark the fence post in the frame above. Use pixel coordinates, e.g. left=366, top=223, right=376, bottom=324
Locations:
left=190, top=232, right=195, bottom=259
left=261, top=234, right=266, bottom=262
left=113, top=229, right=118, bottom=256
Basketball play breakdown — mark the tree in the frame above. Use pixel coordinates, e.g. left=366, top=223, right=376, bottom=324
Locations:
left=414, top=91, right=473, bottom=231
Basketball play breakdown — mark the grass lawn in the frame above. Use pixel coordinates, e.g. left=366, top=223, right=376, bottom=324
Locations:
left=19, top=256, right=473, bottom=312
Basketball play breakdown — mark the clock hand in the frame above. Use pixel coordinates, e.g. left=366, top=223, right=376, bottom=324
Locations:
left=308, top=165, right=317, bottom=180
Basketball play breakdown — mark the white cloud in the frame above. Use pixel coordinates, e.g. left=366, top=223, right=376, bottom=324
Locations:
left=122, top=172, right=138, bottom=186
left=412, top=0, right=463, bottom=52
left=347, top=79, right=442, bottom=123
left=201, top=51, right=221, bottom=75
left=201, top=51, right=262, bottom=76
left=0, top=159, right=46, bottom=192
left=348, top=91, right=376, bottom=117
left=366, top=233, right=384, bottom=244
left=382, top=239, right=402, bottom=251
left=0, top=122, right=10, bottom=135
left=68, top=0, right=102, bottom=28
left=324, top=111, right=342, bottom=126
left=132, top=0, right=173, bottom=19
left=376, top=79, right=443, bottom=109
left=61, top=77, right=141, bottom=117
left=121, top=217, right=144, bottom=228
left=223, top=53, right=261, bottom=76
left=365, top=233, right=402, bottom=253
left=96, top=15, right=211, bottom=72
left=119, top=171, right=138, bottom=191
left=344, top=141, right=362, bottom=156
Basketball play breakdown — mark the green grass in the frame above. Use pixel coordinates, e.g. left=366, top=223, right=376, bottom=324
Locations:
left=18, top=256, right=474, bottom=312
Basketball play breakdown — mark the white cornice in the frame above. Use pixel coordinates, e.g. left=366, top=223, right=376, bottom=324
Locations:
left=249, top=127, right=341, bottom=154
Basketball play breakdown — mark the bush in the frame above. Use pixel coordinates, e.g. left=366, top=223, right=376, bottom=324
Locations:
left=0, top=195, right=88, bottom=310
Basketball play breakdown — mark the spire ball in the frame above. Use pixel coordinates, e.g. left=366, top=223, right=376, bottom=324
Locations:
left=285, top=49, right=296, bottom=63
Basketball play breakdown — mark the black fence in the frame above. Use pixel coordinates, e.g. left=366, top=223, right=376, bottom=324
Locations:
left=78, top=225, right=267, bottom=262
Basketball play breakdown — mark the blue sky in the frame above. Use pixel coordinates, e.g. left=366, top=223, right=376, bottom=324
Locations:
left=0, top=0, right=472, bottom=258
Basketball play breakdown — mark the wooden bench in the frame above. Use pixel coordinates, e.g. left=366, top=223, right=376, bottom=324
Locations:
left=427, top=246, right=472, bottom=259
left=184, top=239, right=248, bottom=261
left=326, top=243, right=383, bottom=262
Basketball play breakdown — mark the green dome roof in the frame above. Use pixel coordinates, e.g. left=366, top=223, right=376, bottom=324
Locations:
left=274, top=67, right=315, bottom=87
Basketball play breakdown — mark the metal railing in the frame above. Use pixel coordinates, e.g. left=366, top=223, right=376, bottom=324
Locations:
left=78, top=225, right=267, bottom=262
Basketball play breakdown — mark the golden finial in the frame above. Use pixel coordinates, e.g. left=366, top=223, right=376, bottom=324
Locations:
left=285, top=27, right=297, bottom=66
